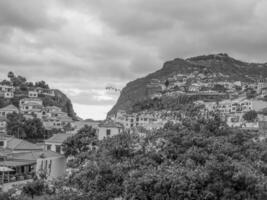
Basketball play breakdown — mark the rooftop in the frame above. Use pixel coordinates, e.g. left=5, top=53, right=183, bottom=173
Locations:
left=5, top=138, right=43, bottom=151
left=45, top=133, right=73, bottom=143
left=0, top=104, right=18, bottom=111
left=99, top=120, right=123, bottom=128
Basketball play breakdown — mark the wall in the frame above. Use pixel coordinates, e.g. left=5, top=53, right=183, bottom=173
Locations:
left=98, top=127, right=120, bottom=140
left=36, top=156, right=66, bottom=180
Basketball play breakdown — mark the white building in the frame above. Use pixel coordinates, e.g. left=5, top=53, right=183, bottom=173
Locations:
left=28, top=90, right=38, bottom=98
left=44, top=133, right=73, bottom=154
left=19, top=98, right=43, bottom=114
left=97, top=120, right=123, bottom=140
left=0, top=104, right=19, bottom=118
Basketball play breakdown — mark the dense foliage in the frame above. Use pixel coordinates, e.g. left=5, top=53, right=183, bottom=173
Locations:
left=6, top=113, right=47, bottom=140
left=2, top=116, right=267, bottom=199
left=62, top=125, right=98, bottom=158
left=243, top=110, right=258, bottom=122
left=61, top=117, right=267, bottom=200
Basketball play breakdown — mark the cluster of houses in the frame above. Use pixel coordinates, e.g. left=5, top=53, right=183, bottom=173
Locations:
left=0, top=98, right=73, bottom=134
left=0, top=135, right=65, bottom=191
left=146, top=71, right=267, bottom=100
left=0, top=83, right=55, bottom=100
left=110, top=75, right=267, bottom=132
left=0, top=118, right=125, bottom=191
left=110, top=110, right=180, bottom=130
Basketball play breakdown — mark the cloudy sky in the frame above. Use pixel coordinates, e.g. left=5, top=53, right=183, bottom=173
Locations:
left=0, top=0, right=267, bottom=119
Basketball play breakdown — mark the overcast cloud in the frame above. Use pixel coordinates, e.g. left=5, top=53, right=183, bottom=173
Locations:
left=0, top=0, right=267, bottom=119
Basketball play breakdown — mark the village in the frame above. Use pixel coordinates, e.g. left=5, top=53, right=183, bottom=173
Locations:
left=0, top=80, right=125, bottom=192
left=110, top=71, right=267, bottom=133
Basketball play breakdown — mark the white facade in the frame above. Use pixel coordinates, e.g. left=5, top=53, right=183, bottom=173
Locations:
left=0, top=84, right=15, bottom=92
left=45, top=142, right=64, bottom=154
left=0, top=105, right=19, bottom=118
left=28, top=91, right=38, bottom=98
left=19, top=98, right=43, bottom=114
left=36, top=156, right=66, bottom=180
left=4, top=91, right=14, bottom=98
left=98, top=126, right=122, bottom=140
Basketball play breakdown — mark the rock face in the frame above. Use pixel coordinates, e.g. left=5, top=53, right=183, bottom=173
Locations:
left=108, top=53, right=267, bottom=115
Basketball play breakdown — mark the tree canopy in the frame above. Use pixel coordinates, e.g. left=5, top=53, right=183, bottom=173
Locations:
left=6, top=113, right=46, bottom=140
left=243, top=110, right=258, bottom=122
left=2, top=117, right=267, bottom=200
left=61, top=117, right=267, bottom=200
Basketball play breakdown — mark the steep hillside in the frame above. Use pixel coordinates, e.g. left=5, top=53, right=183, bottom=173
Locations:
left=0, top=72, right=77, bottom=120
left=108, top=53, right=267, bottom=115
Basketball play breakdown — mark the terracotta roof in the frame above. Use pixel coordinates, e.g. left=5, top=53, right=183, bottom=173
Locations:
left=12, top=150, right=63, bottom=160
left=45, top=133, right=73, bottom=144
left=0, top=160, right=36, bottom=167
left=6, top=138, right=43, bottom=151
left=0, top=104, right=18, bottom=111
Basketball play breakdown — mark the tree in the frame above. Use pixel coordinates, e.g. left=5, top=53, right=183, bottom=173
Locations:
left=35, top=81, right=49, bottom=89
left=243, top=110, right=257, bottom=122
left=6, top=113, right=26, bottom=139
left=24, top=118, right=46, bottom=140
left=6, top=113, right=46, bottom=140
left=7, top=71, right=15, bottom=80
left=62, top=125, right=98, bottom=157
left=12, top=75, right=27, bottom=87
left=22, top=179, right=48, bottom=199
left=164, top=80, right=170, bottom=88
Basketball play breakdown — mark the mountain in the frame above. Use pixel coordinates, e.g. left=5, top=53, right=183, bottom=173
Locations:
left=108, top=53, right=267, bottom=115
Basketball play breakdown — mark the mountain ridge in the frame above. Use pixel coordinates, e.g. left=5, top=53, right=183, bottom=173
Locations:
left=108, top=53, right=267, bottom=115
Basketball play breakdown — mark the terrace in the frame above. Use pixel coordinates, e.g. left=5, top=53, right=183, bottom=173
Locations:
left=0, top=159, right=36, bottom=185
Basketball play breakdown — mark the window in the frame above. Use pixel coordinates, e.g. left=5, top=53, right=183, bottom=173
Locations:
left=106, top=129, right=111, bottom=136
left=0, top=141, right=4, bottom=147
left=47, top=144, right=51, bottom=150
left=55, top=145, right=61, bottom=153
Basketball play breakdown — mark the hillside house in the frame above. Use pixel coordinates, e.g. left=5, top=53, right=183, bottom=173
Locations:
left=0, top=105, right=19, bottom=118
left=188, top=83, right=201, bottom=92
left=97, top=120, right=123, bottom=140
left=0, top=85, right=15, bottom=93
left=0, top=91, right=14, bottom=99
left=43, top=118, right=63, bottom=130
left=19, top=98, right=43, bottom=114
left=28, top=91, right=38, bottom=98
left=45, top=133, right=73, bottom=154
left=0, top=136, right=65, bottom=189
left=35, top=87, right=55, bottom=96
left=257, top=79, right=267, bottom=94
